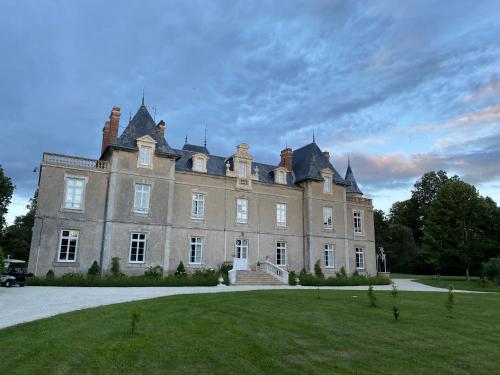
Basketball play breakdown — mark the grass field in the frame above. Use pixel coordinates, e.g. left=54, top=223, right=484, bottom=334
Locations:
left=391, top=273, right=500, bottom=292
left=1, top=290, right=499, bottom=374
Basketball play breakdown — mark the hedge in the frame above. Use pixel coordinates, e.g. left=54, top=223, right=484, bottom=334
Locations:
left=297, top=274, right=391, bottom=286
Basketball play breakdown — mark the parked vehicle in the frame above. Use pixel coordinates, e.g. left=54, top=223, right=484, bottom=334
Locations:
left=1, top=258, right=32, bottom=287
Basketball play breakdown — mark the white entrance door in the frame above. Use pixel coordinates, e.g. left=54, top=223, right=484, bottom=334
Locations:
left=233, top=239, right=248, bottom=270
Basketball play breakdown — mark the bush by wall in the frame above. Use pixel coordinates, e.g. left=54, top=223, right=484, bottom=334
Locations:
left=298, top=273, right=391, bottom=286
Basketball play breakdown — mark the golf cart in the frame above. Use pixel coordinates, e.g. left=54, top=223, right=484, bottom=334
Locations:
left=1, top=258, right=32, bottom=287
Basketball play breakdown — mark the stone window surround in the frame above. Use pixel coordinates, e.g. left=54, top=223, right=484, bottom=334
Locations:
left=324, top=243, right=335, bottom=269
left=132, top=179, right=154, bottom=216
left=235, top=196, right=249, bottom=225
left=61, top=174, right=88, bottom=213
left=128, top=232, right=148, bottom=264
left=136, top=135, right=157, bottom=170
left=353, top=209, right=364, bottom=236
left=323, top=206, right=333, bottom=231
left=355, top=247, right=365, bottom=270
left=274, top=166, right=288, bottom=185
left=191, top=190, right=206, bottom=220
left=192, top=153, right=209, bottom=173
left=321, top=169, right=333, bottom=194
left=55, top=228, right=80, bottom=264
left=276, top=240, right=287, bottom=266
left=276, top=202, right=287, bottom=228
left=188, top=234, right=205, bottom=266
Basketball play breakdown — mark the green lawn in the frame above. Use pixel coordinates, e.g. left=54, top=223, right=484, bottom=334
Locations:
left=1, top=290, right=500, bottom=374
left=391, top=273, right=500, bottom=292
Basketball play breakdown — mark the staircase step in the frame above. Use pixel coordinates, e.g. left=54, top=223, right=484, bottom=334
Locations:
left=234, top=270, right=287, bottom=285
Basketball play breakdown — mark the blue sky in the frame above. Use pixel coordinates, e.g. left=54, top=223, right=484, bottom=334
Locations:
left=1, top=0, right=500, bottom=223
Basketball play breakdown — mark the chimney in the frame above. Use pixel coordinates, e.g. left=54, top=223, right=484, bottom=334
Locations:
left=101, top=106, right=121, bottom=155
left=323, top=150, right=330, bottom=161
left=280, top=148, right=293, bottom=171
left=156, top=120, right=165, bottom=135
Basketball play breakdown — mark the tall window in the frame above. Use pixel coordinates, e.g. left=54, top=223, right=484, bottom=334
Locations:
left=276, top=203, right=287, bottom=227
left=236, top=198, right=248, bottom=223
left=354, top=210, right=363, bottom=234
left=64, top=178, right=85, bottom=209
left=193, top=158, right=205, bottom=172
left=276, top=241, right=287, bottom=266
left=324, top=244, right=334, bottom=268
left=191, top=193, right=205, bottom=219
left=355, top=247, right=365, bottom=269
left=139, top=146, right=152, bottom=166
left=323, top=176, right=331, bottom=193
left=235, top=239, right=248, bottom=259
left=277, top=171, right=286, bottom=184
left=133, top=184, right=150, bottom=213
left=189, top=237, right=203, bottom=264
left=129, top=233, right=146, bottom=263
left=238, top=162, right=247, bottom=178
left=323, top=207, right=333, bottom=229
left=58, top=230, right=79, bottom=262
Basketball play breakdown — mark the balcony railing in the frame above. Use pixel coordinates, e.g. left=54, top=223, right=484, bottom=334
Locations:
left=347, top=195, right=372, bottom=205
left=43, top=153, right=109, bottom=171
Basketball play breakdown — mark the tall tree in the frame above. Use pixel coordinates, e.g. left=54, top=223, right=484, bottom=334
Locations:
left=0, top=165, right=15, bottom=232
left=423, top=180, right=483, bottom=279
left=385, top=224, right=418, bottom=273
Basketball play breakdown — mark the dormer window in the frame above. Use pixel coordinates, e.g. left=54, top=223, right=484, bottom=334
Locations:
left=274, top=167, right=287, bottom=185
left=238, top=162, right=247, bottom=178
left=323, top=176, right=331, bottom=193
left=192, top=153, right=208, bottom=173
left=139, top=146, right=152, bottom=166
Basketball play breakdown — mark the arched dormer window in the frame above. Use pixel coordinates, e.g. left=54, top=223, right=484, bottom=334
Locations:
left=274, top=167, right=288, bottom=185
left=192, top=153, right=208, bottom=173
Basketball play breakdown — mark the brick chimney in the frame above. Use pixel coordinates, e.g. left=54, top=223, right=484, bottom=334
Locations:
left=156, top=120, right=165, bottom=135
left=101, top=106, right=121, bottom=154
left=323, top=150, right=330, bottom=161
left=280, top=148, right=293, bottom=171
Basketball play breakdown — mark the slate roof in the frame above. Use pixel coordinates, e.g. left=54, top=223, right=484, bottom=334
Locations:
left=182, top=143, right=210, bottom=154
left=113, top=105, right=178, bottom=158
left=292, top=142, right=347, bottom=185
left=345, top=161, right=363, bottom=195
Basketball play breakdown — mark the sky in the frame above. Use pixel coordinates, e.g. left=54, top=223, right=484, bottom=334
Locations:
left=1, top=0, right=500, bottom=224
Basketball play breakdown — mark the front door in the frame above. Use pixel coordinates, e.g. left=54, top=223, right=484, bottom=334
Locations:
left=233, top=239, right=248, bottom=270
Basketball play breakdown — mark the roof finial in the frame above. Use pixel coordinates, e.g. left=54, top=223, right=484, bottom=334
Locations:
left=348, top=153, right=351, bottom=167
left=312, top=130, right=316, bottom=143
left=142, top=88, right=145, bottom=106
left=129, top=111, right=132, bottom=122
left=185, top=135, right=188, bottom=144
left=204, top=122, right=207, bottom=148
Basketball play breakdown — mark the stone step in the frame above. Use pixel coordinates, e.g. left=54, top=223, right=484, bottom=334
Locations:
left=234, top=270, right=286, bottom=285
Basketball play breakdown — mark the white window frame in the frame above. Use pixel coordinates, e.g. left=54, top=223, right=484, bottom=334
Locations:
left=133, top=184, right=151, bottom=214
left=354, top=210, right=363, bottom=235
left=189, top=236, right=203, bottom=264
left=129, top=233, right=147, bottom=263
left=194, top=158, right=204, bottom=172
left=238, top=162, right=247, bottom=178
left=139, top=145, right=152, bottom=167
left=323, top=176, right=331, bottom=193
left=63, top=177, right=85, bottom=210
left=191, top=192, right=205, bottom=219
left=355, top=247, right=365, bottom=269
left=58, top=229, right=79, bottom=262
left=324, top=244, right=335, bottom=268
left=236, top=198, right=248, bottom=224
left=276, top=241, right=287, bottom=266
left=235, top=238, right=248, bottom=259
left=276, top=203, right=287, bottom=227
left=323, top=206, right=333, bottom=229
left=276, top=170, right=286, bottom=184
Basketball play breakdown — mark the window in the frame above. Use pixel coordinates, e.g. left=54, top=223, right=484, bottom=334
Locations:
left=193, top=158, right=205, bottom=172
left=356, top=247, right=365, bottom=269
left=189, top=237, right=203, bottom=264
left=323, top=207, right=333, bottom=229
left=238, top=162, right=247, bottom=178
left=354, top=210, right=363, bottom=234
left=129, top=233, right=146, bottom=263
left=276, top=241, right=287, bottom=266
left=325, top=244, right=334, bottom=268
left=276, top=203, right=287, bottom=227
left=133, top=184, right=150, bottom=213
left=276, top=171, right=286, bottom=184
left=236, top=198, right=248, bottom=223
left=323, top=176, right=331, bottom=193
left=58, top=230, right=79, bottom=262
left=235, top=239, right=248, bottom=259
left=64, top=177, right=85, bottom=209
left=139, top=146, right=152, bottom=166
left=191, top=193, right=205, bottom=219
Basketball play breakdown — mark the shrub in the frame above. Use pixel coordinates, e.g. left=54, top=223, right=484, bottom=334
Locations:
left=482, top=257, right=500, bottom=284
left=391, top=282, right=398, bottom=298
left=446, top=285, right=455, bottom=315
left=144, top=265, right=163, bottom=279
left=314, top=260, right=324, bottom=278
left=368, top=285, right=377, bottom=307
left=0, top=246, right=4, bottom=271
left=175, top=261, right=187, bottom=278
left=298, top=273, right=390, bottom=287
left=46, top=270, right=55, bottom=279
left=130, top=309, right=141, bottom=335
left=352, top=270, right=359, bottom=277
left=337, top=266, right=347, bottom=278
left=392, top=305, right=400, bottom=321
left=87, top=261, right=100, bottom=277
left=288, top=270, right=297, bottom=286
left=110, top=257, right=122, bottom=277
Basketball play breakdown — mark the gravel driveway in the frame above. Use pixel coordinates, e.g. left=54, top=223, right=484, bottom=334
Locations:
left=0, top=279, right=466, bottom=329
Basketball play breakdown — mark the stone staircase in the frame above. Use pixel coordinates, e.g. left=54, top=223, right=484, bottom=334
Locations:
left=234, top=270, right=286, bottom=285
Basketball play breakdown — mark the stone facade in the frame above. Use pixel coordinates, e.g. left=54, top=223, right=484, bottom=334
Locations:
left=28, top=103, right=376, bottom=278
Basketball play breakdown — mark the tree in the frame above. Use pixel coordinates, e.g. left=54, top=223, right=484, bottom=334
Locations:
left=0, top=190, right=37, bottom=260
left=389, top=199, right=420, bottom=244
left=374, top=209, right=390, bottom=252
left=423, top=180, right=483, bottom=279
left=384, top=224, right=418, bottom=273
left=0, top=165, right=14, bottom=232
